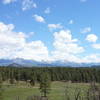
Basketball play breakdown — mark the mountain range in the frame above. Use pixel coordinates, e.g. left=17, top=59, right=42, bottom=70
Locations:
left=0, top=58, right=100, bottom=67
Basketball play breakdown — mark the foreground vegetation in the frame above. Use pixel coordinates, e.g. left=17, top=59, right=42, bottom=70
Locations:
left=1, top=81, right=91, bottom=100
left=0, top=67, right=100, bottom=100
left=1, top=81, right=100, bottom=100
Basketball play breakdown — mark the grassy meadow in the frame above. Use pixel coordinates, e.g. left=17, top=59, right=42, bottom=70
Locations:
left=2, top=81, right=90, bottom=100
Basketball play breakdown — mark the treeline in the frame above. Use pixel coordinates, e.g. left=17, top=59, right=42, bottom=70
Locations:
left=0, top=66, right=100, bottom=83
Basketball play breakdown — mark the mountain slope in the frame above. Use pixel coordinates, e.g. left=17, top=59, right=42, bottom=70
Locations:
left=0, top=58, right=100, bottom=67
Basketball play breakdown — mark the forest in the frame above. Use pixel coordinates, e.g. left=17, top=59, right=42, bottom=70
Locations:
left=0, top=66, right=100, bottom=100
left=0, top=66, right=100, bottom=83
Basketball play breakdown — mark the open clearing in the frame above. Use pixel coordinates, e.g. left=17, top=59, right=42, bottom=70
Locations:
left=2, top=81, right=90, bottom=100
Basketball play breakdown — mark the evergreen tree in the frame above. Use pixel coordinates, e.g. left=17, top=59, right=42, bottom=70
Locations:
left=9, top=69, right=15, bottom=84
left=39, top=72, right=51, bottom=97
left=0, top=74, right=3, bottom=100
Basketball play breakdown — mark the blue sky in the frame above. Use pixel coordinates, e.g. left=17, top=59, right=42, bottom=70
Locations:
left=0, top=0, right=100, bottom=63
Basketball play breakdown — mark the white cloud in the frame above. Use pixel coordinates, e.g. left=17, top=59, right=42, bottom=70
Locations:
left=0, top=22, right=100, bottom=63
left=68, top=20, right=74, bottom=24
left=51, top=51, right=82, bottom=63
left=2, top=0, right=16, bottom=4
left=33, top=14, right=45, bottom=23
left=81, top=27, right=91, bottom=33
left=44, top=7, right=51, bottom=14
left=14, top=41, right=49, bottom=61
left=86, top=34, right=98, bottom=43
left=53, top=30, right=78, bottom=43
left=92, top=44, right=100, bottom=49
left=51, top=30, right=85, bottom=62
left=80, top=0, right=87, bottom=3
left=28, top=32, right=35, bottom=37
left=0, top=22, right=14, bottom=32
left=0, top=22, right=49, bottom=61
left=82, top=54, right=100, bottom=63
left=22, top=0, right=37, bottom=11
left=48, top=24, right=63, bottom=30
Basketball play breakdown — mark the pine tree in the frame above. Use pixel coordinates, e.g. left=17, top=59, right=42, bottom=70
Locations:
left=39, top=72, right=51, bottom=97
left=9, top=68, right=15, bottom=84
left=30, top=72, right=36, bottom=86
left=0, top=74, right=3, bottom=100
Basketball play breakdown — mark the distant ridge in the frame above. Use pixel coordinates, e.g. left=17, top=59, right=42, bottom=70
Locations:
left=0, top=58, right=100, bottom=67
left=7, top=63, right=22, bottom=67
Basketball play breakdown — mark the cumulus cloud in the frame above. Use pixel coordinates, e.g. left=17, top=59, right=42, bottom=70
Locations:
left=2, top=0, right=16, bottom=4
left=81, top=27, right=91, bottom=33
left=22, top=0, right=37, bottom=11
left=0, top=22, right=49, bottom=61
left=33, top=14, right=45, bottom=23
left=44, top=7, right=51, bottom=14
left=82, top=54, right=100, bottom=63
left=86, top=34, right=98, bottom=43
left=92, top=44, right=100, bottom=49
left=48, top=24, right=63, bottom=30
left=14, top=41, right=49, bottom=61
left=80, top=0, right=87, bottom=3
left=68, top=20, right=74, bottom=24
left=51, top=30, right=85, bottom=62
left=53, top=30, right=78, bottom=43
left=0, top=22, right=100, bottom=63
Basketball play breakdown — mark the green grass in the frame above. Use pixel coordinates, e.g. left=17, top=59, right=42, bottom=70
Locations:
left=2, top=81, right=90, bottom=100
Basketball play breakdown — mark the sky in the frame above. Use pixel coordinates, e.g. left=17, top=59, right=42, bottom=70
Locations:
left=0, top=0, right=100, bottom=63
